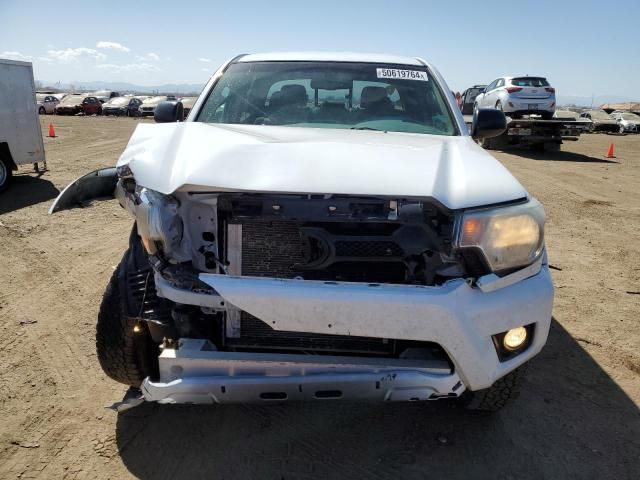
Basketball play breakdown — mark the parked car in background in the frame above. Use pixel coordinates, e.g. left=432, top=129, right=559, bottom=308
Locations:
left=52, top=52, right=553, bottom=413
left=554, top=109, right=591, bottom=132
left=81, top=96, right=103, bottom=115
left=553, top=109, right=578, bottom=120
left=54, top=94, right=85, bottom=115
left=475, top=76, right=556, bottom=119
left=102, top=96, right=143, bottom=116
left=179, top=96, right=197, bottom=118
left=54, top=95, right=102, bottom=115
left=460, top=85, right=485, bottom=115
left=36, top=93, right=59, bottom=114
left=579, top=109, right=618, bottom=133
left=138, top=95, right=176, bottom=116
left=92, top=90, right=121, bottom=103
left=610, top=111, right=640, bottom=133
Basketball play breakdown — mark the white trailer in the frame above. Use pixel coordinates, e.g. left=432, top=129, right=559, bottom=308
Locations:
left=0, top=58, right=46, bottom=192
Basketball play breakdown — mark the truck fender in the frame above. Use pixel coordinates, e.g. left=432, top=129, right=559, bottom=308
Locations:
left=49, top=167, right=117, bottom=214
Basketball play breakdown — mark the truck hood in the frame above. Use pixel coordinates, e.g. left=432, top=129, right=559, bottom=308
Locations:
left=117, top=123, right=527, bottom=210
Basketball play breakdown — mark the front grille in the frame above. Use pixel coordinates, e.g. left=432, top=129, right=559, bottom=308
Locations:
left=335, top=240, right=403, bottom=258
left=231, top=220, right=399, bottom=353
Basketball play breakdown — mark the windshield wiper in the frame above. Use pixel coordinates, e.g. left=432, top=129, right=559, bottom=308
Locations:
left=350, top=126, right=384, bottom=131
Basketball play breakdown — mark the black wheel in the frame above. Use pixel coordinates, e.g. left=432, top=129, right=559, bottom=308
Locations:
left=38, top=106, right=46, bottom=115
left=96, top=233, right=159, bottom=387
left=458, top=365, right=528, bottom=412
left=0, top=158, right=13, bottom=193
left=619, top=124, right=625, bottom=134
left=495, top=101, right=503, bottom=112
left=540, top=111, right=553, bottom=120
left=588, top=123, right=595, bottom=133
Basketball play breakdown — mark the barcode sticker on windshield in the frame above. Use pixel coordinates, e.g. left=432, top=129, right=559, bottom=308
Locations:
left=376, top=68, right=428, bottom=81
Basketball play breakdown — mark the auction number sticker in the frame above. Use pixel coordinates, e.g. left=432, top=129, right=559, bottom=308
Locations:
left=376, top=68, right=428, bottom=81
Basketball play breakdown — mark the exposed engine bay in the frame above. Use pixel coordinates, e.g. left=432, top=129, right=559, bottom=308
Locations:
left=119, top=184, right=485, bottom=362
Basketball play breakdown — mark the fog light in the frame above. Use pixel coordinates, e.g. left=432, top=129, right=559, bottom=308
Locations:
left=503, top=326, right=528, bottom=351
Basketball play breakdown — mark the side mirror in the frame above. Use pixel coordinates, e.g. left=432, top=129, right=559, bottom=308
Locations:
left=472, top=108, right=507, bottom=139
left=154, top=101, right=184, bottom=123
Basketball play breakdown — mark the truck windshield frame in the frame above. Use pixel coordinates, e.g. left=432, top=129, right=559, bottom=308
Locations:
left=196, top=61, right=459, bottom=136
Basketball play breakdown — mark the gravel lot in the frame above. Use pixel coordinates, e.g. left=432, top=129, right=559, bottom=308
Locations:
left=1, top=116, right=638, bottom=479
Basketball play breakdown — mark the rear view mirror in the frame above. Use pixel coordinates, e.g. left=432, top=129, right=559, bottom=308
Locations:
left=154, top=101, right=184, bottom=123
left=471, top=108, right=507, bottom=139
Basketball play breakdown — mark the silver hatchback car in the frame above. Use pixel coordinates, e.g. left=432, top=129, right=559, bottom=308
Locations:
left=475, top=76, right=556, bottom=119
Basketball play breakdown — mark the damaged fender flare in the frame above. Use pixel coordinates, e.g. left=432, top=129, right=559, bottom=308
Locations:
left=49, top=167, right=118, bottom=214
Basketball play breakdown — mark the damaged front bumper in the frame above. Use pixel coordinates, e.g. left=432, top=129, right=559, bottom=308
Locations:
left=152, top=261, right=554, bottom=396
left=141, top=339, right=462, bottom=404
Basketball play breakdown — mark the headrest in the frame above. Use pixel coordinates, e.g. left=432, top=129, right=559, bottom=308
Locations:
left=280, top=84, right=308, bottom=104
left=360, top=86, right=388, bottom=108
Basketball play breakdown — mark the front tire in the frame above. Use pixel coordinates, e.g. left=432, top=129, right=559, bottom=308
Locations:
left=38, top=106, right=46, bottom=115
left=458, top=365, right=528, bottom=412
left=96, top=255, right=157, bottom=387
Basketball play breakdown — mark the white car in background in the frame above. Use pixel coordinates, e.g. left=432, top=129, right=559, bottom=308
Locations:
left=138, top=95, right=177, bottom=116
left=35, top=93, right=59, bottom=114
left=475, top=76, right=556, bottom=119
left=610, top=111, right=640, bottom=133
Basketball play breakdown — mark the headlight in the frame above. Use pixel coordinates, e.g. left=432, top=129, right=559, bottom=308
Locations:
left=456, top=199, right=545, bottom=272
left=135, top=188, right=184, bottom=260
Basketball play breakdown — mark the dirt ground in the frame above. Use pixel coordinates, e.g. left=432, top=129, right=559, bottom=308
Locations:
left=1, top=116, right=638, bottom=479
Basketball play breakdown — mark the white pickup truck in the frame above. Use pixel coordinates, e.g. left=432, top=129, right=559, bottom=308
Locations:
left=51, top=52, right=554, bottom=412
left=0, top=58, right=46, bottom=192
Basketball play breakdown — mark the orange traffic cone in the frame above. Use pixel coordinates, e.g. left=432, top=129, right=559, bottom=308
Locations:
left=606, top=143, right=615, bottom=158
left=48, top=123, right=56, bottom=138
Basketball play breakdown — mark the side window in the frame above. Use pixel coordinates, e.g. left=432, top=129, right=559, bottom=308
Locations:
left=496, top=79, right=504, bottom=88
left=486, top=80, right=497, bottom=92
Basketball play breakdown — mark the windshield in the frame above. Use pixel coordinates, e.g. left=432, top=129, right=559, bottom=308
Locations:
left=196, top=61, right=458, bottom=136
left=60, top=95, right=84, bottom=106
left=511, top=77, right=550, bottom=87
left=622, top=113, right=640, bottom=121
left=106, top=97, right=129, bottom=106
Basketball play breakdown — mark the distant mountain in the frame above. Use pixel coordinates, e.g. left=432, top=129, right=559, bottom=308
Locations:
left=38, top=80, right=204, bottom=95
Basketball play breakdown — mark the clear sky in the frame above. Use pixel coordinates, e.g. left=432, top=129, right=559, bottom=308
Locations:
left=1, top=0, right=638, bottom=102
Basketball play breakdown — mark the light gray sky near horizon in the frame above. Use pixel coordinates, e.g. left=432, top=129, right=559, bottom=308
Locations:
left=1, top=0, right=639, bottom=102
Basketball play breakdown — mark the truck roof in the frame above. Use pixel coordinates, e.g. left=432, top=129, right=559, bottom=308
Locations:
left=237, top=52, right=425, bottom=66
